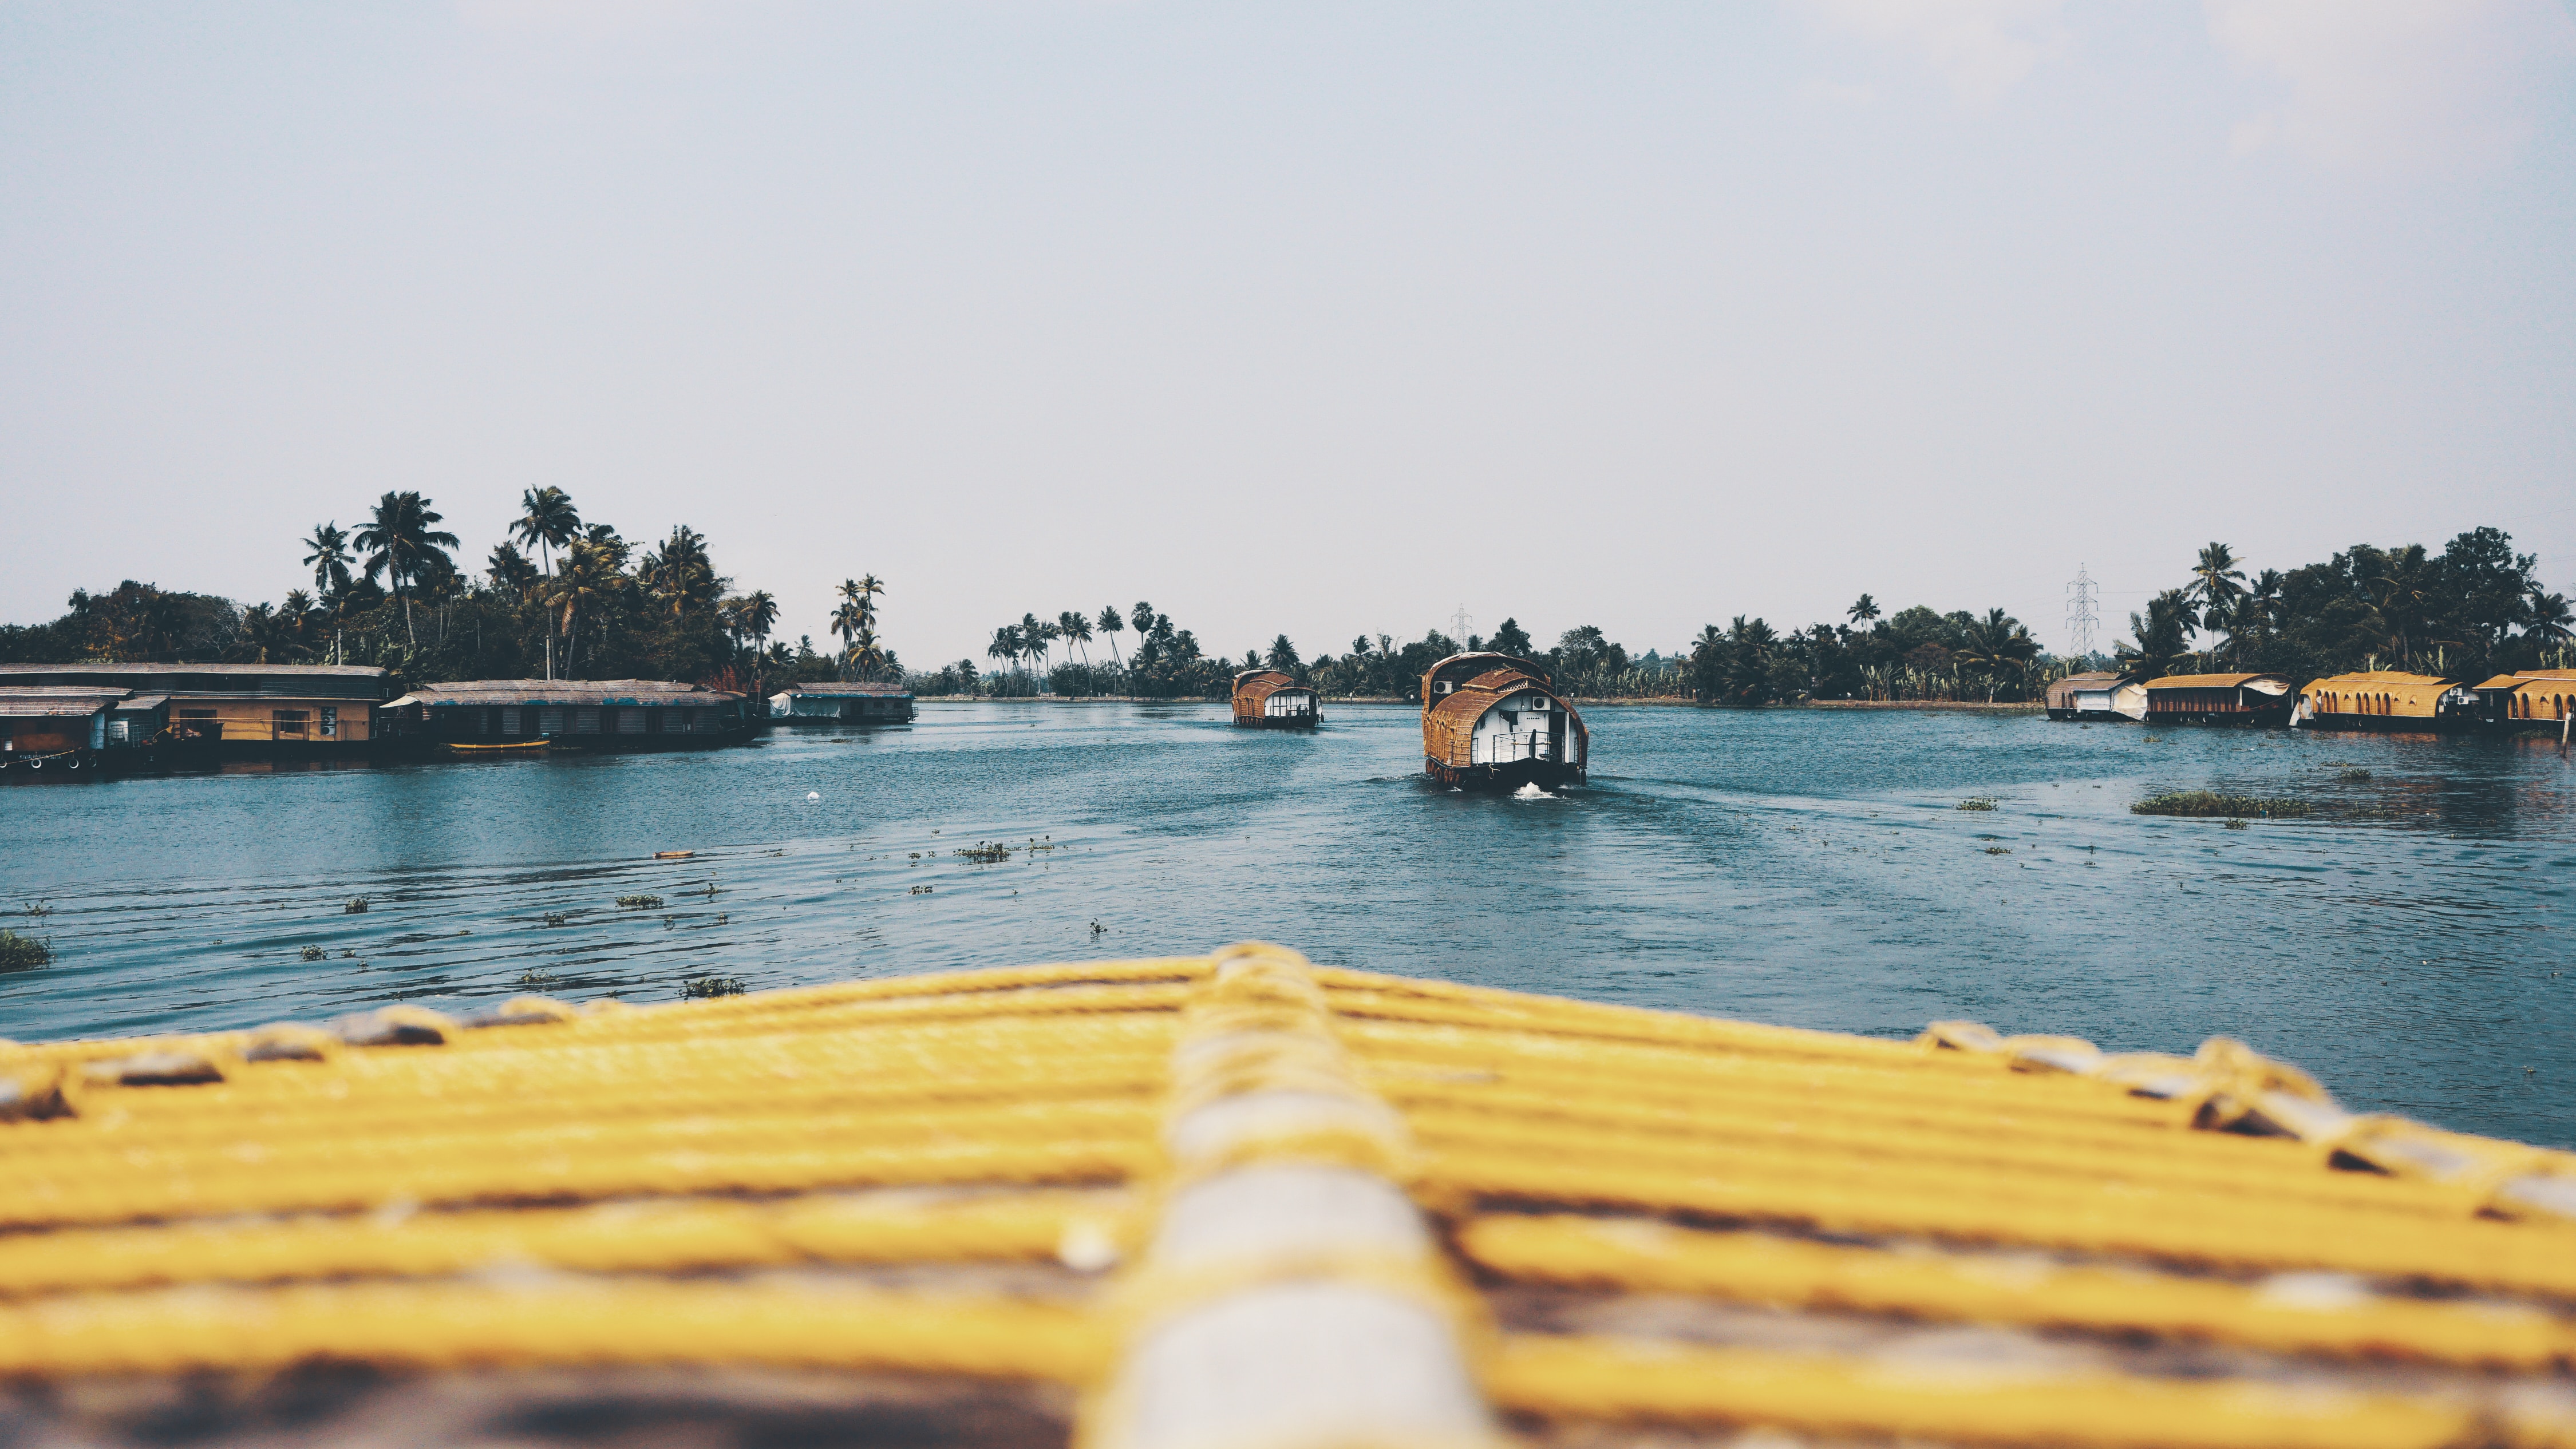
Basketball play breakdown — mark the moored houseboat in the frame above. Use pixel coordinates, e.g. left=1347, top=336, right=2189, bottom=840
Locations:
left=768, top=682, right=915, bottom=725
left=2468, top=670, right=2576, bottom=735
left=0, top=687, right=214, bottom=776
left=375, top=680, right=752, bottom=754
left=1229, top=669, right=1318, bottom=729
left=0, top=664, right=385, bottom=756
left=2295, top=670, right=2473, bottom=732
left=2043, top=671, right=2143, bottom=721
left=2139, top=672, right=2296, bottom=727
left=1421, top=652, right=1587, bottom=789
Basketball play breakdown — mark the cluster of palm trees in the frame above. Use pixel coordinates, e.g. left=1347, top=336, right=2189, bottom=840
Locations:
left=985, top=607, right=1127, bottom=679
left=292, top=491, right=461, bottom=662
left=2118, top=535, right=2571, bottom=682
left=831, top=576, right=888, bottom=679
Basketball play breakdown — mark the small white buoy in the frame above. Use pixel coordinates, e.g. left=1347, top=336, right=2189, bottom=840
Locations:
left=807, top=791, right=821, bottom=802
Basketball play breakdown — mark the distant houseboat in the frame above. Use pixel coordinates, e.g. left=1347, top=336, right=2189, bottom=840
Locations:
left=2139, top=672, right=2296, bottom=727
left=1230, top=670, right=1319, bottom=729
left=0, top=687, right=209, bottom=777
left=2044, top=672, right=2144, bottom=721
left=769, top=682, right=915, bottom=725
left=1420, top=652, right=1587, bottom=790
left=376, top=680, right=752, bottom=753
left=2296, top=671, right=2472, bottom=732
left=2468, top=671, right=2576, bottom=734
left=0, top=664, right=385, bottom=755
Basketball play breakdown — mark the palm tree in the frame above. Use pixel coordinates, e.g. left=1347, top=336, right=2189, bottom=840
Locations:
left=1847, top=594, right=1880, bottom=626
left=513, top=488, right=581, bottom=575
left=2370, top=544, right=2436, bottom=670
left=2530, top=588, right=2573, bottom=644
left=542, top=540, right=616, bottom=676
left=302, top=522, right=352, bottom=597
left=854, top=574, right=886, bottom=625
left=1688, top=624, right=1728, bottom=704
left=1098, top=605, right=1125, bottom=665
left=1022, top=615, right=1055, bottom=678
left=2188, top=543, right=2249, bottom=638
left=1060, top=611, right=1093, bottom=666
left=988, top=626, right=1021, bottom=678
left=830, top=597, right=870, bottom=675
left=353, top=491, right=460, bottom=648
left=1265, top=635, right=1301, bottom=674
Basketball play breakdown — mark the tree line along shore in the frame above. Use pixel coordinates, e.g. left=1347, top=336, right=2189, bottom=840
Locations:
left=3, top=495, right=2565, bottom=708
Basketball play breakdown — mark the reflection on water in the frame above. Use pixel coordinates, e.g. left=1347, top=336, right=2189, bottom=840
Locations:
left=3, top=704, right=2570, bottom=1146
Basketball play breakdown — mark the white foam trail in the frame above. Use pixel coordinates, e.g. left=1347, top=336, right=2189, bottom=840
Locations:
left=1513, top=783, right=1554, bottom=800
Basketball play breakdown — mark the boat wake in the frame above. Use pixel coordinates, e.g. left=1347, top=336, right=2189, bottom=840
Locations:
left=1512, top=782, right=1558, bottom=801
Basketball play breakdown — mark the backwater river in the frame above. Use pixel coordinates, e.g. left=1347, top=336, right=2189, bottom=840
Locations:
left=2, top=703, right=2570, bottom=1146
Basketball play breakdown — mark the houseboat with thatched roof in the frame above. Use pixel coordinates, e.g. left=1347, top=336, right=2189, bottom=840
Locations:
left=1230, top=669, right=1318, bottom=729
left=1421, top=652, right=1587, bottom=789
left=2044, top=671, right=2144, bottom=721
left=2469, top=670, right=2576, bottom=735
left=0, top=663, right=385, bottom=755
left=2139, top=672, right=2296, bottom=727
left=2295, top=671, right=2474, bottom=732
left=376, top=680, right=752, bottom=754
left=768, top=682, right=915, bottom=725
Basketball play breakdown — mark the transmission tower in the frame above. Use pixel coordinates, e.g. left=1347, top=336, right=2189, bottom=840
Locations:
left=1449, top=604, right=1475, bottom=643
left=2064, top=564, right=2100, bottom=660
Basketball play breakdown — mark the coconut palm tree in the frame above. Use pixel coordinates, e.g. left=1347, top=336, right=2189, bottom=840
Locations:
left=1265, top=635, right=1301, bottom=674
left=1022, top=615, right=1055, bottom=678
left=854, top=574, right=886, bottom=625
left=988, top=626, right=1021, bottom=679
left=1059, top=610, right=1093, bottom=665
left=302, top=522, right=352, bottom=597
left=1098, top=605, right=1125, bottom=665
left=513, top=488, right=580, bottom=575
left=1847, top=594, right=1880, bottom=627
left=2188, top=543, right=2249, bottom=637
left=353, top=491, right=460, bottom=648
left=542, top=540, right=617, bottom=676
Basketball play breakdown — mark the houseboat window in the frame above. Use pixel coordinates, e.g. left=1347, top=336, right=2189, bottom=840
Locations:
left=539, top=708, right=566, bottom=736
left=571, top=708, right=600, bottom=734
left=669, top=710, right=690, bottom=735
left=618, top=709, right=646, bottom=735
left=501, top=707, right=522, bottom=735
left=178, top=708, right=219, bottom=738
left=272, top=710, right=310, bottom=739
left=646, top=708, right=662, bottom=733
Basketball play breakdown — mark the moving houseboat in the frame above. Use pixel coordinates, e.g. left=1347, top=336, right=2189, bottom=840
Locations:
left=2139, top=672, right=2296, bottom=727
left=376, top=680, right=752, bottom=754
left=1229, top=669, right=1318, bottom=729
left=768, top=682, right=915, bottom=725
left=2295, top=671, right=2474, bottom=733
left=2044, top=671, right=2144, bottom=721
left=1421, top=652, right=1587, bottom=790
left=0, top=664, right=385, bottom=757
left=2469, top=670, right=2576, bottom=734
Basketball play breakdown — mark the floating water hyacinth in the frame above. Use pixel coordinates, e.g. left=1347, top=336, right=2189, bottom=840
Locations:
left=344, top=898, right=369, bottom=914
left=616, top=894, right=664, bottom=909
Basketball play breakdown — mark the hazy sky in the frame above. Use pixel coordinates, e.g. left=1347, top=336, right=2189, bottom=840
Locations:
left=6, top=1, right=2573, bottom=666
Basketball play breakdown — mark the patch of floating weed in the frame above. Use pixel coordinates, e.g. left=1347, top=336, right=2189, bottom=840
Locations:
left=2131, top=792, right=2312, bottom=819
left=1956, top=797, right=1997, bottom=812
left=343, top=898, right=369, bottom=914
left=616, top=894, right=663, bottom=909
left=0, top=929, right=53, bottom=971
left=1981, top=846, right=2012, bottom=855
left=22, top=902, right=52, bottom=918
left=299, top=945, right=325, bottom=961
left=681, top=975, right=745, bottom=999
left=954, top=841, right=1012, bottom=864
left=2337, top=768, right=2374, bottom=782
left=2224, top=818, right=2249, bottom=830
left=543, top=913, right=569, bottom=928
left=516, top=968, right=559, bottom=988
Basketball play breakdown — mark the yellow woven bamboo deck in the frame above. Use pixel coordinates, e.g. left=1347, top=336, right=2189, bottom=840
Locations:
left=2, top=944, right=2572, bottom=1448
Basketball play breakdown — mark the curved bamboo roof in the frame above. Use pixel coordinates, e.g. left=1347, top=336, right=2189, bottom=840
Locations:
left=5, top=945, right=2571, bottom=1447
left=1423, top=666, right=1587, bottom=765
left=1421, top=651, right=1552, bottom=700
left=2139, top=672, right=2293, bottom=691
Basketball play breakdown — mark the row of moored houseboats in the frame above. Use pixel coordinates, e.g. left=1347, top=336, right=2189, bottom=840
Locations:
left=0, top=656, right=1590, bottom=792
left=2046, top=668, right=2576, bottom=734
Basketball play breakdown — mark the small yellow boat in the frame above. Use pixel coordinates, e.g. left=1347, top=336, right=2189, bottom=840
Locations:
left=1, top=944, right=2570, bottom=1447
left=440, top=738, right=554, bottom=756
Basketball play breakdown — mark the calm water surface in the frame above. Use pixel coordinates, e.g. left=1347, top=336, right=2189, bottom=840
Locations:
left=3, top=704, right=2570, bottom=1146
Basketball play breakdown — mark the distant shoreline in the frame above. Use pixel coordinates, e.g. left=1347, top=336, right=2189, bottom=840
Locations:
left=908, top=695, right=2041, bottom=712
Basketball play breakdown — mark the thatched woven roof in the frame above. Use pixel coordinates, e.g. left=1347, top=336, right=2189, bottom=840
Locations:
left=390, top=680, right=741, bottom=708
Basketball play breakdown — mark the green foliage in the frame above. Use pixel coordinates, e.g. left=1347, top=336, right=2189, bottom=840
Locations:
left=615, top=894, right=664, bottom=909
left=0, top=929, right=53, bottom=971
left=2131, top=792, right=2313, bottom=818
left=680, top=975, right=745, bottom=998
